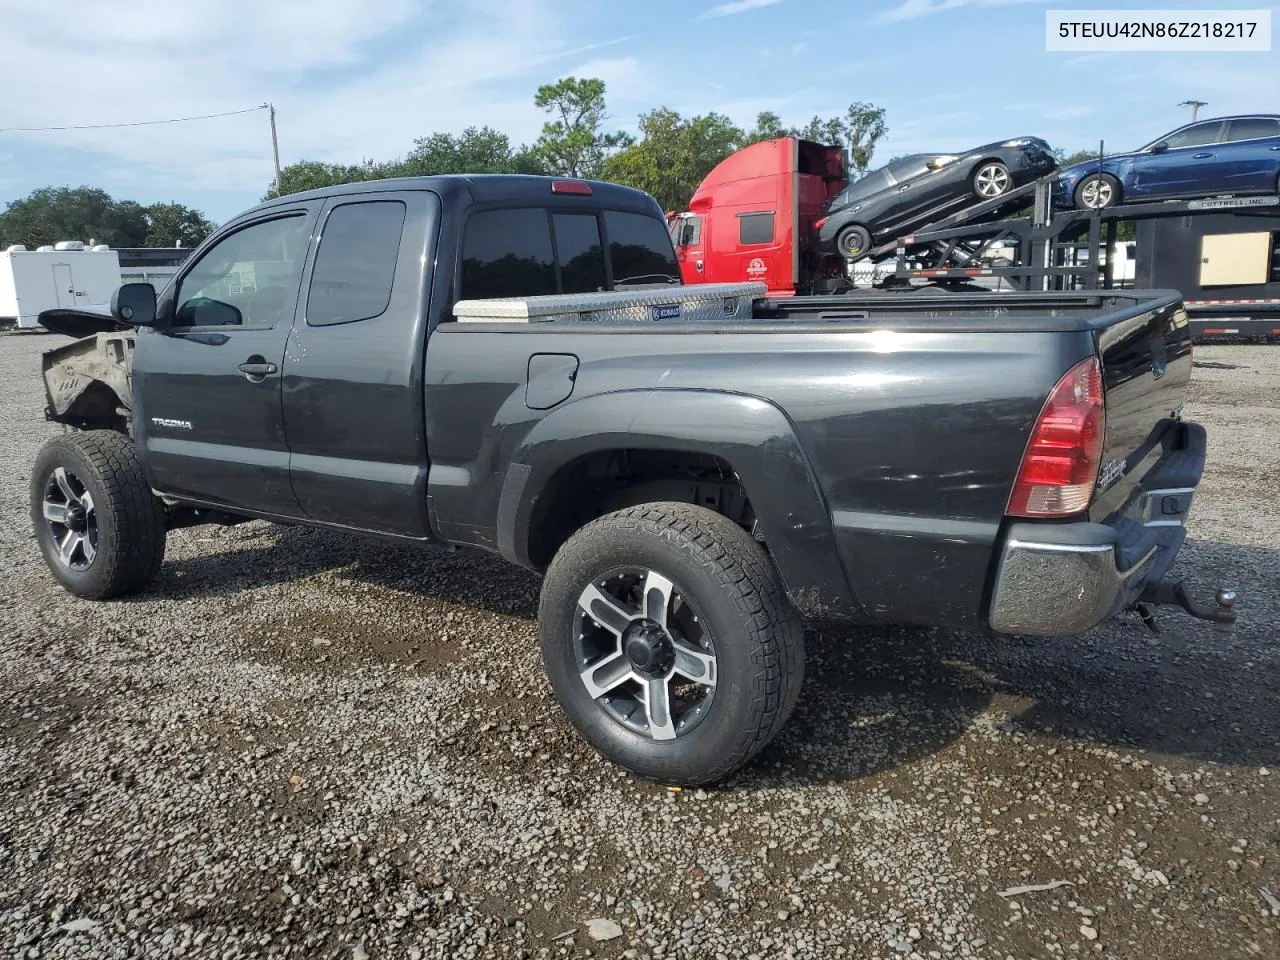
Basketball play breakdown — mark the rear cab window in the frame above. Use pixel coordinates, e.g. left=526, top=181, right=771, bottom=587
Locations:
left=459, top=206, right=679, bottom=300
left=603, top=210, right=680, bottom=287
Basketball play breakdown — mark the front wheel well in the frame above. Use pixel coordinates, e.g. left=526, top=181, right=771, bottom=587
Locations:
left=526, top=449, right=756, bottom=569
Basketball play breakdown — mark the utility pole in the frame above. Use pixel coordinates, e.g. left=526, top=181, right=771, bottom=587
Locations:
left=1178, top=99, right=1208, bottom=122
left=267, top=102, right=282, bottom=195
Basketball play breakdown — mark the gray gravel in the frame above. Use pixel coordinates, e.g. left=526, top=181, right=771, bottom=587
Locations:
left=1, top=331, right=1278, bottom=960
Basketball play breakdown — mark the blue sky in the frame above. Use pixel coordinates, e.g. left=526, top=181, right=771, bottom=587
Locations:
left=1, top=0, right=1276, bottom=226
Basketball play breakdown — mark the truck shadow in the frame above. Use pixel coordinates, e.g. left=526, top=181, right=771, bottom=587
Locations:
left=153, top=528, right=1279, bottom=782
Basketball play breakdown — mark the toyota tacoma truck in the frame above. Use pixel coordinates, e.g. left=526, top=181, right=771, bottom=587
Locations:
left=30, top=174, right=1235, bottom=786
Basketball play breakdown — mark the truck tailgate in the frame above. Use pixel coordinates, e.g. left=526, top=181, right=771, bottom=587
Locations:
left=1089, top=297, right=1194, bottom=522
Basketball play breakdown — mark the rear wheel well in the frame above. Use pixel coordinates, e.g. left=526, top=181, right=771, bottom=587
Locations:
left=527, top=449, right=756, bottom=569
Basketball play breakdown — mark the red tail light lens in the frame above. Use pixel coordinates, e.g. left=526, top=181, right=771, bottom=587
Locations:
left=551, top=179, right=592, bottom=195
left=814, top=216, right=829, bottom=230
left=1007, top=356, right=1106, bottom=518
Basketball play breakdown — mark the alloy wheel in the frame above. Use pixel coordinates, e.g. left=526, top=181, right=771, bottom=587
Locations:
left=573, top=567, right=717, bottom=741
left=1080, top=177, right=1115, bottom=208
left=42, top=467, right=98, bottom=571
left=974, top=163, right=1011, bottom=198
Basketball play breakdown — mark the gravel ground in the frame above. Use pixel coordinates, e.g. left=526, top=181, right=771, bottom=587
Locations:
left=1, top=331, right=1277, bottom=960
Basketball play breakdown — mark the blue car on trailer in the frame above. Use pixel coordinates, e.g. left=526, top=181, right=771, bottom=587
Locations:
left=1056, top=114, right=1280, bottom=210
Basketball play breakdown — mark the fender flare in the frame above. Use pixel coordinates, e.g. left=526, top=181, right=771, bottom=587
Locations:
left=496, top=388, right=863, bottom=623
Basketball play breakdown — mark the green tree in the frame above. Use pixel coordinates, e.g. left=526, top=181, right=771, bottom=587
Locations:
left=263, top=158, right=389, bottom=201
left=396, top=126, right=548, bottom=177
left=744, top=111, right=790, bottom=144
left=602, top=108, right=745, bottom=210
left=796, top=102, right=888, bottom=176
left=532, top=76, right=633, bottom=178
left=144, top=202, right=215, bottom=247
left=0, top=186, right=149, bottom=248
left=1054, top=147, right=1103, bottom=166
left=740, top=103, right=889, bottom=175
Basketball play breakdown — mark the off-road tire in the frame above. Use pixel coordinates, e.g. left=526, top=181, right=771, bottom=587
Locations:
left=539, top=502, right=804, bottom=786
left=30, top=430, right=166, bottom=599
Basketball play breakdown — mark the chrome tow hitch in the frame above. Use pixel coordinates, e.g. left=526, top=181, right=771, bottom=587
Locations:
left=1134, top=582, right=1238, bottom=634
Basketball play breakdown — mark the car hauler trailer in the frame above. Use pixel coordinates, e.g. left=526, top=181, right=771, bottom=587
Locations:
left=0, top=242, right=123, bottom=330
left=876, top=189, right=1280, bottom=342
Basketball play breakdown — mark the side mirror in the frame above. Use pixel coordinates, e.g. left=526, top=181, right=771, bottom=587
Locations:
left=111, top=282, right=157, bottom=326
left=1149, top=141, right=1169, bottom=154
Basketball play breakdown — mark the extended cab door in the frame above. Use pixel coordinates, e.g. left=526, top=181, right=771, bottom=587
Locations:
left=134, top=206, right=317, bottom=515
left=281, top=189, right=440, bottom=535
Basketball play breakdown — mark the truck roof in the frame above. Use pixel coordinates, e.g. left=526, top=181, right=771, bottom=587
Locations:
left=248, top=174, right=663, bottom=220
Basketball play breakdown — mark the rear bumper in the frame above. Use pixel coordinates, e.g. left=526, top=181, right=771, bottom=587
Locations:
left=988, top=420, right=1205, bottom=636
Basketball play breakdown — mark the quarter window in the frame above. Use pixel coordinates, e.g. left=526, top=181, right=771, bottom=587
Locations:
left=307, top=201, right=406, bottom=326
left=175, top=215, right=310, bottom=327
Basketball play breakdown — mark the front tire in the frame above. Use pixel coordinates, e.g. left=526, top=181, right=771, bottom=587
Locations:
left=1075, top=173, right=1122, bottom=209
left=30, top=430, right=166, bottom=600
left=972, top=161, right=1012, bottom=199
left=538, top=502, right=804, bottom=786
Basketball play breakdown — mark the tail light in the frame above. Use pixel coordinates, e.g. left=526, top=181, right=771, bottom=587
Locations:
left=814, top=217, right=829, bottom=230
left=1007, top=356, right=1106, bottom=518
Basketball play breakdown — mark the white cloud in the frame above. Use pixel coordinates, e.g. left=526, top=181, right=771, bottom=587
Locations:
left=873, top=0, right=1046, bottom=26
left=698, top=0, right=784, bottom=20
left=0, top=0, right=640, bottom=199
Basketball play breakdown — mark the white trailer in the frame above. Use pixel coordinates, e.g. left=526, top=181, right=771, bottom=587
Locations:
left=0, top=241, right=123, bottom=329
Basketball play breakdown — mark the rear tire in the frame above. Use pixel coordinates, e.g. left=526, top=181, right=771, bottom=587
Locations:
left=835, top=224, right=872, bottom=260
left=538, top=502, right=804, bottom=786
left=1075, top=173, right=1122, bottom=209
left=30, top=430, right=166, bottom=600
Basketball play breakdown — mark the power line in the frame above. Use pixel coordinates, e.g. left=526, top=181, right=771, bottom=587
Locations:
left=0, top=104, right=269, bottom=134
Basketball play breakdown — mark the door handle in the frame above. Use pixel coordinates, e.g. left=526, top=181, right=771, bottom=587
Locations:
left=1192, top=152, right=1213, bottom=159
left=238, top=358, right=278, bottom=381
left=1270, top=146, right=1280, bottom=151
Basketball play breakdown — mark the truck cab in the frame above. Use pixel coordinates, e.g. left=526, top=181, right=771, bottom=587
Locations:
left=668, top=137, right=847, bottom=295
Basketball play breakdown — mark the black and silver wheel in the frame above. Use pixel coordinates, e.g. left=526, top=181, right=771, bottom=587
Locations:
left=972, top=161, right=1012, bottom=199
left=1075, top=173, right=1121, bottom=209
left=539, top=502, right=804, bottom=785
left=30, top=430, right=166, bottom=600
left=835, top=224, right=872, bottom=260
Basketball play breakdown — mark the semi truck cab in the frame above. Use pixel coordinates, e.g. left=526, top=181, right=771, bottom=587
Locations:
left=668, top=137, right=847, bottom=295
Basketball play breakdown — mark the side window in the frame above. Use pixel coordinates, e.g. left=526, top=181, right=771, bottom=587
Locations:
left=739, top=212, right=775, bottom=246
left=1161, top=121, right=1222, bottom=150
left=175, top=215, right=310, bottom=327
left=553, top=213, right=606, bottom=293
left=679, top=217, right=702, bottom=246
left=604, top=210, right=680, bottom=286
left=461, top=208, right=556, bottom=299
left=306, top=201, right=406, bottom=326
left=1226, top=118, right=1280, bottom=142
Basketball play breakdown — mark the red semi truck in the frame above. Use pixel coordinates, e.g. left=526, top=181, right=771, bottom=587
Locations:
left=666, top=137, right=848, bottom=296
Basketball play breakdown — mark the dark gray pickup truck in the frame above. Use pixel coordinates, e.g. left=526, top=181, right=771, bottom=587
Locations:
left=31, top=174, right=1234, bottom=785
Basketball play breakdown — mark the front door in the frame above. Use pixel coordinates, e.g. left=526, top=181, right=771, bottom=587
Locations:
left=133, top=207, right=317, bottom=516
left=1133, top=120, right=1225, bottom=199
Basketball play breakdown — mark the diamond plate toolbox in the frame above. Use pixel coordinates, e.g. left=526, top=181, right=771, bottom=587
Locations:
left=453, top=282, right=767, bottom=324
